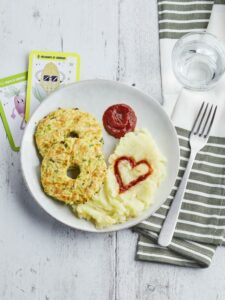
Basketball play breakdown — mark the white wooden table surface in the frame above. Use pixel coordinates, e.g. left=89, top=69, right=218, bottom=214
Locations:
left=1, top=1, right=225, bottom=299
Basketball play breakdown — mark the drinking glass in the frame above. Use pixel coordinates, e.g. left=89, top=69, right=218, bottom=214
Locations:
left=172, top=32, right=225, bottom=91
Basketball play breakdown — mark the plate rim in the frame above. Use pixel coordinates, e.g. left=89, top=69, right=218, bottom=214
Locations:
left=20, top=79, right=180, bottom=233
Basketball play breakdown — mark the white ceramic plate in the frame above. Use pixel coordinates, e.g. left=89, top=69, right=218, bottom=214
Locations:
left=21, top=79, right=179, bottom=232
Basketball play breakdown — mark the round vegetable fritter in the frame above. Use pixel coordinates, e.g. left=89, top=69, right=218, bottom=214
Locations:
left=41, top=138, right=107, bottom=204
left=35, top=108, right=102, bottom=157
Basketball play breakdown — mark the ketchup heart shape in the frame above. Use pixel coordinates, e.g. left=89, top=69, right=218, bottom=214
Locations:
left=114, top=156, right=153, bottom=193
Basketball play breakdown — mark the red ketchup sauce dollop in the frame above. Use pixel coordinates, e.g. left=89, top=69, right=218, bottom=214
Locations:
left=114, top=156, right=153, bottom=193
left=102, top=104, right=137, bottom=138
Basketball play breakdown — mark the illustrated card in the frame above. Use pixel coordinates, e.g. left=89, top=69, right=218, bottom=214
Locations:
left=0, top=72, right=28, bottom=151
left=25, top=50, right=80, bottom=121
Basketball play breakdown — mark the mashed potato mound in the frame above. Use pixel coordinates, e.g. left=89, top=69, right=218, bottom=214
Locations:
left=75, top=129, right=166, bottom=228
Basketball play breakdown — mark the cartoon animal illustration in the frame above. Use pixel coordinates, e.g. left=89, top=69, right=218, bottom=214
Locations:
left=5, top=86, right=26, bottom=130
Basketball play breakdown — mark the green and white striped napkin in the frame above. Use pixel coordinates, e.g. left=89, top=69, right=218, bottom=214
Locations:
left=135, top=0, right=225, bottom=268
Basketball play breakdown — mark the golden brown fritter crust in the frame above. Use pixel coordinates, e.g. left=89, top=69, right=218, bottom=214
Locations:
left=41, top=138, right=106, bottom=204
left=35, top=108, right=102, bottom=157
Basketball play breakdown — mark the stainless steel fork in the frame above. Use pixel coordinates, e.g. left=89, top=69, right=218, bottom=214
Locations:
left=158, top=102, right=217, bottom=247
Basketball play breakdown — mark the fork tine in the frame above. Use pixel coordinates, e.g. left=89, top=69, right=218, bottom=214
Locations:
left=195, top=103, right=209, bottom=135
left=192, top=102, right=209, bottom=135
left=199, top=104, right=213, bottom=137
left=191, top=102, right=205, bottom=134
left=203, top=105, right=217, bottom=138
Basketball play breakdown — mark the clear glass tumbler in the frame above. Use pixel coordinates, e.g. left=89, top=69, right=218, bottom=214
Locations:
left=172, top=32, right=225, bottom=91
